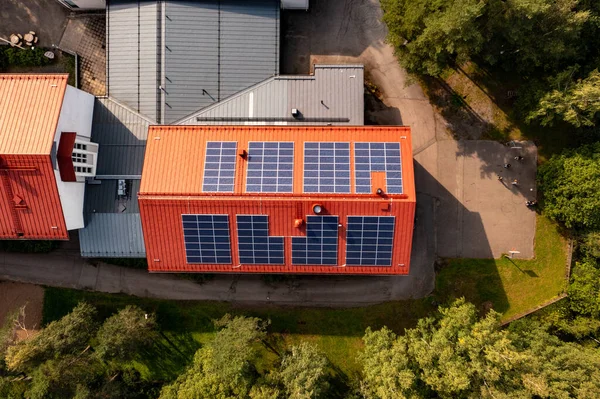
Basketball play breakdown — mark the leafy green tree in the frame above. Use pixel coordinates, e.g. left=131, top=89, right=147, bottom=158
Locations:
left=5, top=303, right=97, bottom=372
left=509, top=319, right=600, bottom=397
left=568, top=260, right=600, bottom=317
left=528, top=69, right=600, bottom=127
left=159, top=315, right=268, bottom=399
left=95, top=305, right=157, bottom=361
left=360, top=299, right=529, bottom=398
left=537, top=143, right=600, bottom=230
left=483, top=0, right=590, bottom=74
left=382, top=0, right=485, bottom=76
left=276, top=342, right=329, bottom=399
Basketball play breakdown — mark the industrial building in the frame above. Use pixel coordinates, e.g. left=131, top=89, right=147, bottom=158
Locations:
left=138, top=126, right=415, bottom=274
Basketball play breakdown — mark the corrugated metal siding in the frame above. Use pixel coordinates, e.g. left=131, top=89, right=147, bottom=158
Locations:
left=0, top=75, right=68, bottom=155
left=107, top=0, right=159, bottom=121
left=219, top=0, right=279, bottom=100
left=176, top=65, right=364, bottom=125
left=139, top=197, right=413, bottom=274
left=80, top=213, right=145, bottom=257
left=91, top=98, right=152, bottom=176
left=0, top=155, right=68, bottom=239
left=163, top=1, right=219, bottom=122
left=108, top=0, right=279, bottom=124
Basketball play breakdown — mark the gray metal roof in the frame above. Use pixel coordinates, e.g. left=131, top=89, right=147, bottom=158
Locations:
left=176, top=65, right=365, bottom=125
left=79, top=97, right=149, bottom=258
left=79, top=213, right=145, bottom=258
left=91, top=97, right=153, bottom=177
left=107, top=0, right=280, bottom=123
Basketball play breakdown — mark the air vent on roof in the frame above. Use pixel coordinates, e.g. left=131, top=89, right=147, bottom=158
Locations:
left=291, top=108, right=299, bottom=118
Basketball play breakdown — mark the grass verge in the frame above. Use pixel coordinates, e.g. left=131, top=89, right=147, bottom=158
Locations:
left=41, top=216, right=567, bottom=382
left=435, top=215, right=568, bottom=320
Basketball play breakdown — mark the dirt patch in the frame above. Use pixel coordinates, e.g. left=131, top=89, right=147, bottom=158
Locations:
left=0, top=282, right=44, bottom=334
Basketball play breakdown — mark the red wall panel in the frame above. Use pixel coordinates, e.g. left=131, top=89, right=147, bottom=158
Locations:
left=140, top=197, right=415, bottom=275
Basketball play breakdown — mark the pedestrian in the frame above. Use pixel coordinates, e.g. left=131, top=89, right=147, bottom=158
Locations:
left=504, top=163, right=511, bottom=169
left=512, top=179, right=518, bottom=186
left=497, top=175, right=503, bottom=181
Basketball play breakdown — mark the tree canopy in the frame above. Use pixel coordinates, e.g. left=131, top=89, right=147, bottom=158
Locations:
left=360, top=299, right=600, bottom=398
left=537, top=143, right=600, bottom=230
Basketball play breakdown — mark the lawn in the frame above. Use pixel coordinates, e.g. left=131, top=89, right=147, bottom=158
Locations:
left=435, top=215, right=569, bottom=320
left=41, top=215, right=568, bottom=384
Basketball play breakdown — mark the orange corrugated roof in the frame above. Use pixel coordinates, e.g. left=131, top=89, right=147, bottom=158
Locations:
left=0, top=74, right=68, bottom=155
left=141, top=126, right=415, bottom=199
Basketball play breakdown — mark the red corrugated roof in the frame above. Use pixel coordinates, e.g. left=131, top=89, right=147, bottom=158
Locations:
left=140, top=126, right=415, bottom=198
left=0, top=74, right=68, bottom=155
left=139, top=126, right=415, bottom=275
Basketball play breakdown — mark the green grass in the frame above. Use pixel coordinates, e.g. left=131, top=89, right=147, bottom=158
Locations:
left=42, top=288, right=434, bottom=380
left=435, top=215, right=568, bottom=320
left=41, top=217, right=568, bottom=384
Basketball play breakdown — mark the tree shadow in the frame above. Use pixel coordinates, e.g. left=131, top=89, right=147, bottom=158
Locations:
left=136, top=331, right=201, bottom=381
left=364, top=84, right=403, bottom=125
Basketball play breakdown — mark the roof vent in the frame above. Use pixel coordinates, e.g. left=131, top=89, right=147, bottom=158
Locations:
left=291, top=108, right=300, bottom=118
left=312, top=204, right=323, bottom=214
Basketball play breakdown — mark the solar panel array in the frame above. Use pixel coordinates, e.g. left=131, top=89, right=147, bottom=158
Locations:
left=202, top=142, right=237, bottom=192
left=236, top=215, right=284, bottom=264
left=303, top=142, right=351, bottom=193
left=246, top=142, right=294, bottom=193
left=346, top=216, right=395, bottom=266
left=292, top=216, right=339, bottom=265
left=182, top=215, right=232, bottom=264
left=354, top=142, right=403, bottom=194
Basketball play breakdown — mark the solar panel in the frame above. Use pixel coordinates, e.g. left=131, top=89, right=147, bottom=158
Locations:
left=236, top=215, right=284, bottom=264
left=202, top=142, right=237, bottom=192
left=292, top=216, right=339, bottom=265
left=354, top=142, right=403, bottom=194
left=345, top=216, right=395, bottom=266
left=182, top=215, right=232, bottom=264
left=303, top=142, right=351, bottom=193
left=246, top=142, right=294, bottom=193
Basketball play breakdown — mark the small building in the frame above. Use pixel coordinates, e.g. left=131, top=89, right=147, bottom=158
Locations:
left=138, top=126, right=415, bottom=275
left=0, top=74, right=97, bottom=239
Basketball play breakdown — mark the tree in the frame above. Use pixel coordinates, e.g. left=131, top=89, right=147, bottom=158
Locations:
left=95, top=305, right=157, bottom=361
left=159, top=315, right=268, bottom=399
left=483, top=0, right=590, bottom=75
left=528, top=69, right=600, bottom=127
left=382, top=0, right=485, bottom=76
left=537, top=143, right=600, bottom=230
left=275, top=342, right=329, bottom=399
left=509, top=319, right=600, bottom=398
left=360, top=299, right=529, bottom=398
left=568, top=260, right=600, bottom=317
left=5, top=302, right=97, bottom=372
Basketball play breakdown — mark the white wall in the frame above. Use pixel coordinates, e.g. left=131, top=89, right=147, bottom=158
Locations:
left=58, top=0, right=105, bottom=10
left=53, top=86, right=95, bottom=230
left=281, top=0, right=309, bottom=10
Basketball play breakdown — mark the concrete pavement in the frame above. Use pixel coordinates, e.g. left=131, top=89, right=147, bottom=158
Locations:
left=0, top=197, right=435, bottom=306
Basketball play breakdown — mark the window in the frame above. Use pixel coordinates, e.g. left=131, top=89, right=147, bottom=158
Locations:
left=74, top=143, right=87, bottom=151
left=75, top=166, right=92, bottom=174
left=72, top=153, right=87, bottom=163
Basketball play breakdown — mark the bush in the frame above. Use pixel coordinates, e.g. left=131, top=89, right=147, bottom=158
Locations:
left=1, top=47, right=52, bottom=67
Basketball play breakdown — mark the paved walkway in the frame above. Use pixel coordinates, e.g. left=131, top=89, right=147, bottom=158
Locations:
left=0, top=0, right=68, bottom=48
left=0, top=197, right=434, bottom=306
left=282, top=0, right=536, bottom=259
left=59, top=15, right=106, bottom=95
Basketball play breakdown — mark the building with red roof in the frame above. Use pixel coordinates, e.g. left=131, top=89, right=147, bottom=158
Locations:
left=139, top=126, right=415, bottom=275
left=0, top=74, right=97, bottom=239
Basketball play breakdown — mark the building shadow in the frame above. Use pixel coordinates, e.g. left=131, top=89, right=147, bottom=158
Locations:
left=280, top=0, right=386, bottom=74
left=364, top=86, right=403, bottom=125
